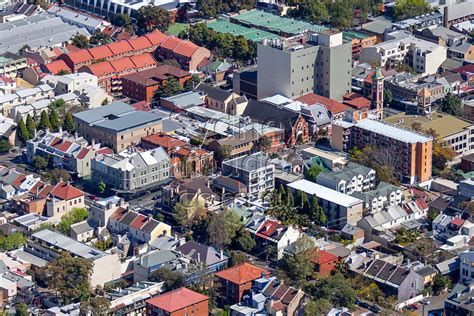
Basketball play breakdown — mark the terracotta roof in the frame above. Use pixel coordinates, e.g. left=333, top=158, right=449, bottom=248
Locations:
left=343, top=92, right=371, bottom=110
left=64, top=50, right=94, bottom=64
left=129, top=214, right=147, bottom=230
left=311, top=249, right=338, bottom=265
left=75, top=148, right=91, bottom=160
left=451, top=217, right=465, bottom=226
left=11, top=174, right=26, bottom=189
left=129, top=53, right=156, bottom=68
left=106, top=40, right=133, bottom=55
left=110, top=57, right=136, bottom=73
left=110, top=207, right=128, bottom=222
left=87, top=46, right=113, bottom=60
left=144, top=30, right=168, bottom=45
left=255, top=219, right=287, bottom=241
left=273, top=301, right=285, bottom=311
left=131, top=100, right=151, bottom=111
left=50, top=182, right=83, bottom=200
left=65, top=44, right=81, bottom=53
left=173, top=41, right=199, bottom=58
left=96, top=147, right=113, bottom=155
left=146, top=287, right=208, bottom=312
left=214, top=263, right=269, bottom=285
left=142, top=133, right=186, bottom=151
left=160, top=36, right=183, bottom=51
left=415, top=198, right=429, bottom=211
left=127, top=36, right=153, bottom=51
left=82, top=61, right=115, bottom=77
left=42, top=60, right=71, bottom=75
left=53, top=140, right=73, bottom=153
left=38, top=184, right=53, bottom=198
left=296, top=93, right=347, bottom=114
left=123, top=65, right=188, bottom=86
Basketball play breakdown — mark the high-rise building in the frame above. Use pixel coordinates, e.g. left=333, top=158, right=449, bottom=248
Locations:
left=257, top=30, right=352, bottom=101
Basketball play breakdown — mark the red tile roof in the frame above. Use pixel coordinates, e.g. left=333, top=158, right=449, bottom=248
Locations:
left=144, top=30, right=168, bottom=45
left=64, top=50, right=94, bottom=64
left=173, top=41, right=199, bottom=58
left=255, top=219, right=286, bottom=240
left=96, top=147, right=113, bottom=155
left=415, top=198, right=429, bottom=211
left=110, top=57, right=136, bottom=73
left=451, top=217, right=465, bottom=227
left=106, top=41, right=133, bottom=55
left=12, top=174, right=26, bottom=189
left=129, top=214, right=147, bottom=230
left=312, top=249, right=338, bottom=265
left=65, top=44, right=81, bottom=53
left=296, top=93, right=347, bottom=114
left=160, top=36, right=183, bottom=51
left=75, top=148, right=91, bottom=160
left=42, top=60, right=71, bottom=75
left=215, top=263, right=270, bottom=285
left=142, top=133, right=186, bottom=151
left=87, top=46, right=113, bottom=60
left=53, top=140, right=73, bottom=153
left=110, top=207, right=128, bottom=222
left=146, top=287, right=208, bottom=312
left=129, top=53, right=156, bottom=68
left=127, top=37, right=154, bottom=51
left=50, top=182, right=84, bottom=200
left=343, top=97, right=371, bottom=110
left=83, top=61, right=115, bottom=77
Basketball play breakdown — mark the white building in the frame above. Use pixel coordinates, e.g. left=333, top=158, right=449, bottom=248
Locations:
left=460, top=250, right=474, bottom=284
left=359, top=35, right=447, bottom=75
left=316, top=162, right=376, bottom=194
left=41, top=72, right=99, bottom=95
left=0, top=84, right=54, bottom=118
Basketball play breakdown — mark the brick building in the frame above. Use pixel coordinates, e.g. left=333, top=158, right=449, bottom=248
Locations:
left=146, top=287, right=209, bottom=316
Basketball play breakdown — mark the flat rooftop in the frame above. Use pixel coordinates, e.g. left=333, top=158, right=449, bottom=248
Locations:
left=384, top=112, right=472, bottom=138
left=355, top=118, right=433, bottom=144
left=288, top=179, right=362, bottom=208
left=207, top=19, right=278, bottom=42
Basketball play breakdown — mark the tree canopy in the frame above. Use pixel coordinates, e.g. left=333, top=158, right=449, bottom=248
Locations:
left=137, top=5, right=173, bottom=32
left=0, top=232, right=27, bottom=251
left=58, top=208, right=89, bottom=235
left=207, top=208, right=241, bottom=249
left=438, top=93, right=462, bottom=117
left=70, top=34, right=89, bottom=48
left=394, top=0, right=432, bottom=21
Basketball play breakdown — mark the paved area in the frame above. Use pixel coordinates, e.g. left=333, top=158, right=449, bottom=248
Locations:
left=421, top=292, right=449, bottom=316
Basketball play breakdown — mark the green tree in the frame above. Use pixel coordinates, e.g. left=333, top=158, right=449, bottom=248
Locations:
left=33, top=156, right=48, bottom=171
left=155, top=78, right=183, bottom=98
left=394, top=0, right=431, bottom=21
left=384, top=88, right=393, bottom=105
left=35, top=252, right=93, bottom=304
left=149, top=268, right=185, bottom=291
left=304, top=299, right=333, bottom=316
left=49, top=99, right=65, bottom=111
left=0, top=139, right=12, bottom=153
left=283, top=235, right=315, bottom=284
left=229, top=251, right=247, bottom=266
left=80, top=296, right=110, bottom=315
left=90, top=32, right=113, bottom=45
left=234, top=229, right=256, bottom=252
left=38, top=111, right=51, bottom=131
left=305, top=164, right=323, bottom=182
left=98, top=180, right=106, bottom=194
left=49, top=110, right=61, bottom=132
left=94, top=238, right=113, bottom=251
left=432, top=273, right=452, bottom=294
left=15, top=303, right=29, bottom=316
left=45, top=168, right=72, bottom=185
left=114, top=13, right=132, bottom=28
left=63, top=112, right=76, bottom=133
left=207, top=208, right=241, bottom=249
left=357, top=282, right=384, bottom=303
left=58, top=208, right=89, bottom=235
left=137, top=5, right=172, bottom=32
left=306, top=273, right=356, bottom=309
left=288, top=0, right=330, bottom=24
left=184, top=74, right=201, bottom=91
left=310, top=195, right=324, bottom=224
left=17, top=118, right=30, bottom=142
left=233, top=36, right=250, bottom=60
left=71, top=33, right=89, bottom=48
left=329, top=0, right=353, bottom=29
left=439, top=93, right=462, bottom=116
left=26, top=114, right=36, bottom=138
left=216, top=144, right=232, bottom=161
left=0, top=232, right=27, bottom=251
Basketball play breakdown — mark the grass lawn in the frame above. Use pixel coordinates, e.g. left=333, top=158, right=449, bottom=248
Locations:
left=167, top=23, right=189, bottom=36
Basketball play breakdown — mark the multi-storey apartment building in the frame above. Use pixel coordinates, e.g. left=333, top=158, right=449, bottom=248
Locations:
left=359, top=35, right=447, bottom=76
left=74, top=102, right=163, bottom=152
left=257, top=30, right=352, bottom=101
left=0, top=52, right=27, bottom=78
left=332, top=118, right=433, bottom=184
left=316, top=162, right=376, bottom=194
left=25, top=229, right=121, bottom=287
left=92, top=147, right=171, bottom=193
left=0, top=84, right=54, bottom=118
left=460, top=250, right=474, bottom=284
left=221, top=152, right=274, bottom=196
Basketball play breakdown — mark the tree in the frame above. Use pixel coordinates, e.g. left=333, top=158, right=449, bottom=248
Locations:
left=46, top=168, right=72, bottom=185
left=114, top=13, right=132, bottom=28
left=49, top=99, right=65, bottom=111
left=288, top=0, right=329, bottom=24
left=439, top=93, right=462, bottom=116
left=0, top=139, right=12, bottom=153
left=58, top=208, right=89, bottom=235
left=184, top=74, right=201, bottom=91
left=0, top=232, right=27, bottom=251
left=35, top=252, right=93, bottom=304
left=305, top=164, right=323, bottom=182
left=256, top=136, right=271, bottom=152
left=71, top=33, right=89, bottom=48
left=304, top=299, right=333, bottom=316
left=357, top=282, right=384, bottom=303
left=234, top=229, right=256, bottom=252
left=306, top=273, right=356, bottom=309
left=229, top=251, right=247, bottom=266
left=155, top=78, right=183, bottom=99
left=432, top=273, right=451, bottom=294
left=174, top=197, right=206, bottom=227
left=216, top=145, right=232, bottom=161
left=384, top=88, right=393, bottom=105
left=310, top=195, right=324, bottom=224
left=90, top=32, right=113, bottom=45
left=26, top=114, right=36, bottom=138
left=33, top=156, right=48, bottom=171
left=38, top=111, right=51, bottom=131
left=425, top=128, right=456, bottom=173
left=283, top=235, right=315, bottom=283
left=15, top=303, right=29, bottom=316
left=149, top=267, right=185, bottom=291
left=329, top=0, right=353, bottom=29
left=394, top=0, right=431, bottom=21
left=137, top=5, right=172, bottom=32
left=63, top=112, right=76, bottom=133
left=17, top=118, right=30, bottom=143
left=207, top=208, right=241, bottom=249
left=80, top=296, right=110, bottom=315
left=98, top=180, right=106, bottom=194
left=49, top=110, right=61, bottom=132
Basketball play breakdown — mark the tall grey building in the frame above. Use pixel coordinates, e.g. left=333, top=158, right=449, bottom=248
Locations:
left=257, top=30, right=352, bottom=101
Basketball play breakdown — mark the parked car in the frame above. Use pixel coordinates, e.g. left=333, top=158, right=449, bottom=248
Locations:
left=369, top=305, right=381, bottom=313
left=420, top=299, right=431, bottom=305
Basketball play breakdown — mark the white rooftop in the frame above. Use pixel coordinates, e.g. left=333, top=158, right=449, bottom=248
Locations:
left=355, top=118, right=432, bottom=143
left=288, top=179, right=363, bottom=208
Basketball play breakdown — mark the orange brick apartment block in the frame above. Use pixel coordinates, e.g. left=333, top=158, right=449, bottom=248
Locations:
left=215, top=263, right=270, bottom=305
left=146, top=287, right=209, bottom=316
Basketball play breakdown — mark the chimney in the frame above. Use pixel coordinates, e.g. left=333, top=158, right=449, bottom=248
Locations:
left=59, top=126, right=62, bottom=134
left=197, top=252, right=201, bottom=263
left=220, top=249, right=224, bottom=260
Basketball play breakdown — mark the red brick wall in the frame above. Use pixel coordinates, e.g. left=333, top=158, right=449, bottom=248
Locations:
left=147, top=299, right=208, bottom=316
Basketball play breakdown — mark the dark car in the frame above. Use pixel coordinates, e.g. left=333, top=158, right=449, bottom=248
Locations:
left=369, top=305, right=381, bottom=313
left=356, top=300, right=370, bottom=309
